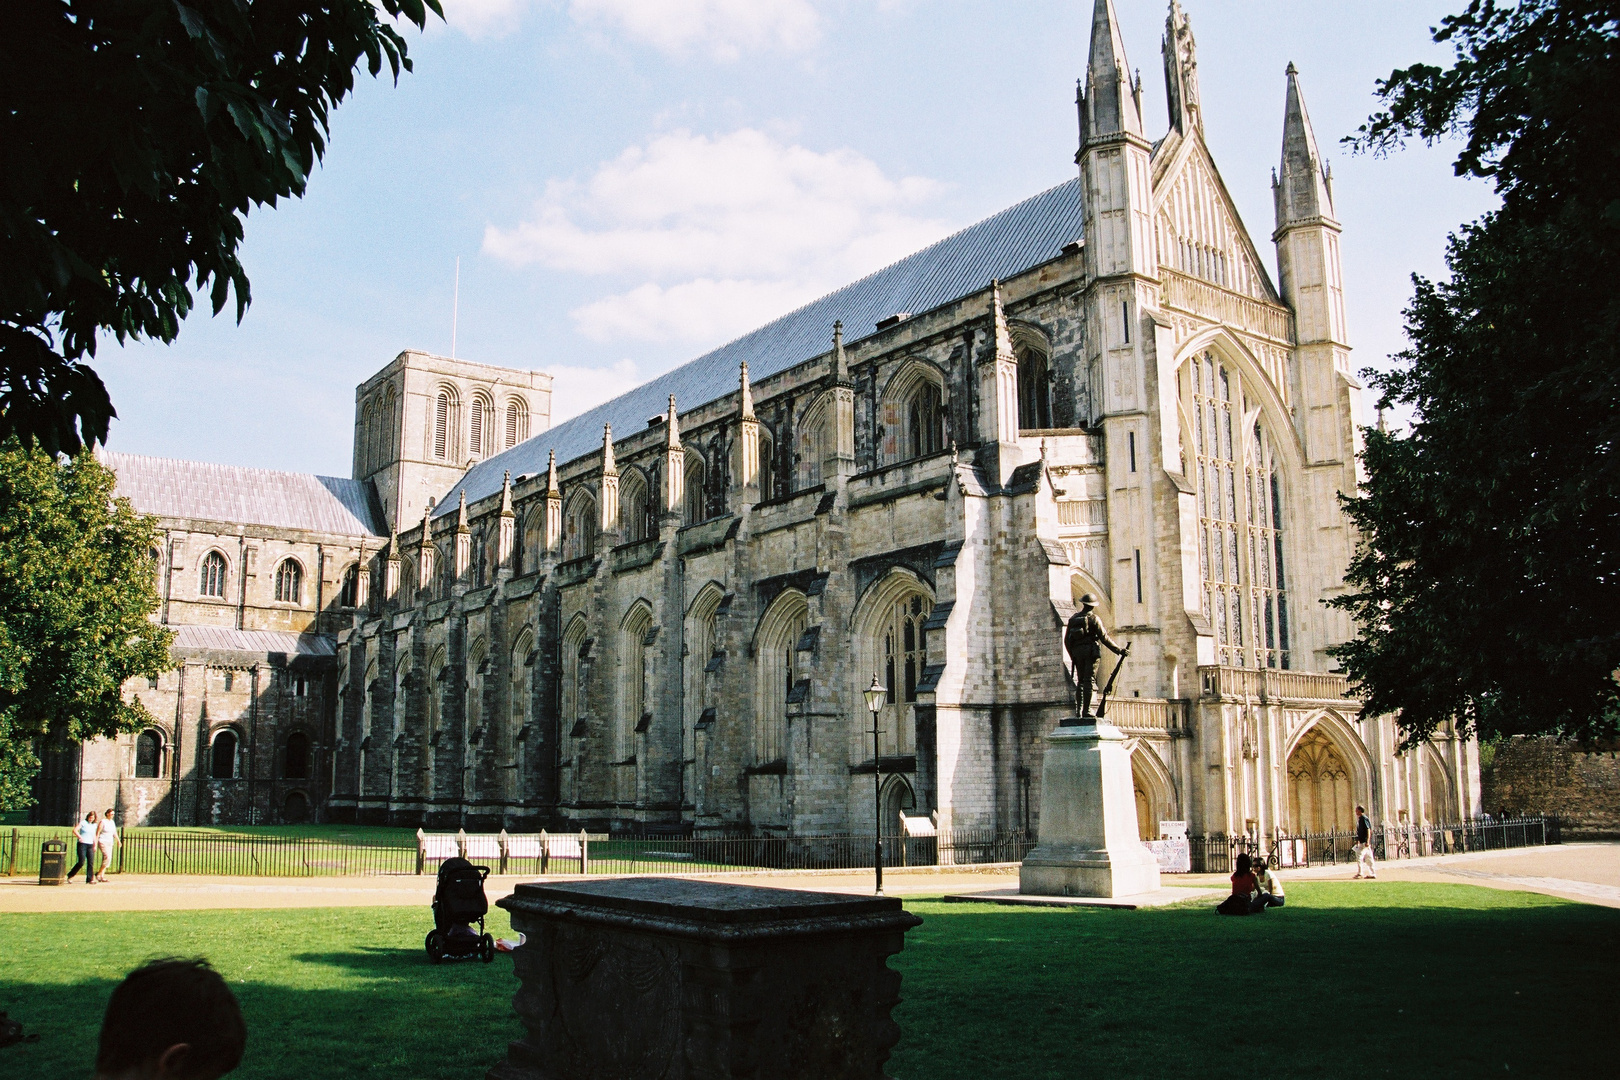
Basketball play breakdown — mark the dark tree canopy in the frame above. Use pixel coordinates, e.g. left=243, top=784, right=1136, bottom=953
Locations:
left=0, top=445, right=175, bottom=808
left=0, top=0, right=442, bottom=454
left=1332, top=0, right=1620, bottom=746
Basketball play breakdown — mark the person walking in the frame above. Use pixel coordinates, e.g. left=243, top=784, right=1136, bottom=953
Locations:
left=1353, top=804, right=1378, bottom=879
left=67, top=810, right=98, bottom=883
left=95, top=808, right=119, bottom=882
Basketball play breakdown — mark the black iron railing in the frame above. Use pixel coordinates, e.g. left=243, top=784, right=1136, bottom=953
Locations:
left=1185, top=816, right=1558, bottom=874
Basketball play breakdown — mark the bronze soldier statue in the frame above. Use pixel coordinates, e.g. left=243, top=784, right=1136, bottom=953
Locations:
left=1064, top=594, right=1127, bottom=718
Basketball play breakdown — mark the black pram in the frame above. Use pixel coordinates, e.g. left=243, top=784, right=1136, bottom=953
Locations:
left=425, top=857, right=495, bottom=963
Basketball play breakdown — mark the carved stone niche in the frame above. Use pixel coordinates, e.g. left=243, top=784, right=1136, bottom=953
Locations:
left=489, top=878, right=923, bottom=1080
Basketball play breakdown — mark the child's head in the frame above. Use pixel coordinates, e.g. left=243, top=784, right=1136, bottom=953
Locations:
left=96, top=959, right=245, bottom=1079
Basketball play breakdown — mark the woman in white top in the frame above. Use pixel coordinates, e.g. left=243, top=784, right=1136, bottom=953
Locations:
left=68, top=811, right=98, bottom=883
left=95, top=808, right=118, bottom=882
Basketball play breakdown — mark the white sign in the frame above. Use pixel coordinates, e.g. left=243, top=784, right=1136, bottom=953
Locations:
left=1142, top=838, right=1191, bottom=873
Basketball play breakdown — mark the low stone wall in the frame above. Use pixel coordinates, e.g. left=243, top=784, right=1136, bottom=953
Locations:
left=1482, top=737, right=1620, bottom=838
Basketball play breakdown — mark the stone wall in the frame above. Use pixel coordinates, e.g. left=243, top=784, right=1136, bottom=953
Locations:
left=1482, top=738, right=1620, bottom=838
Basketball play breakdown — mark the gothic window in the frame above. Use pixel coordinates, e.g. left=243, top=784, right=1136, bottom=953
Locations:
left=563, top=491, right=598, bottom=561
left=284, top=731, right=310, bottom=780
left=274, top=559, right=302, bottom=604
left=1016, top=347, right=1052, bottom=430
left=619, top=606, right=653, bottom=759
left=562, top=616, right=587, bottom=728
left=210, top=729, right=239, bottom=780
left=619, top=470, right=653, bottom=543
left=504, top=398, right=528, bottom=450
left=683, top=455, right=707, bottom=525
left=758, top=429, right=777, bottom=501
left=361, top=399, right=374, bottom=474
left=754, top=592, right=807, bottom=766
left=469, top=392, right=494, bottom=459
left=876, top=593, right=930, bottom=756
left=1184, top=351, right=1291, bottom=668
left=135, top=730, right=163, bottom=778
left=467, top=639, right=487, bottom=741
left=199, top=551, right=227, bottom=598
left=795, top=401, right=827, bottom=491
left=340, top=564, right=359, bottom=608
left=383, top=384, right=397, bottom=462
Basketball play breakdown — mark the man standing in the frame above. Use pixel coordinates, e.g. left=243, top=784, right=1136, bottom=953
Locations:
left=1063, top=594, right=1127, bottom=718
left=1353, top=804, right=1378, bottom=879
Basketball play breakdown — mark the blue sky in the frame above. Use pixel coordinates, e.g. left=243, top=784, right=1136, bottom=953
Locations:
left=94, top=0, right=1496, bottom=477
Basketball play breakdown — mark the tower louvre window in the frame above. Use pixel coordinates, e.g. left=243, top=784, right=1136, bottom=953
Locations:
left=434, top=391, right=451, bottom=460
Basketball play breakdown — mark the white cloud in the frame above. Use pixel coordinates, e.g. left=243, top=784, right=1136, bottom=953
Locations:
left=547, top=358, right=644, bottom=424
left=484, top=128, right=949, bottom=344
left=438, top=0, right=530, bottom=39
left=567, top=0, right=820, bottom=60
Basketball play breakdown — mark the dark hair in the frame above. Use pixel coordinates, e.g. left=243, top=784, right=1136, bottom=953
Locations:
left=1234, top=853, right=1252, bottom=875
left=96, top=958, right=245, bottom=1079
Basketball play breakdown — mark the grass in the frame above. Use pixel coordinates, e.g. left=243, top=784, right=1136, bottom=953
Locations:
left=1, top=882, right=1614, bottom=1079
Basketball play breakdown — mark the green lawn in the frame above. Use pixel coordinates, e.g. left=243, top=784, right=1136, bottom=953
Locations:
left=1, top=883, right=1614, bottom=1079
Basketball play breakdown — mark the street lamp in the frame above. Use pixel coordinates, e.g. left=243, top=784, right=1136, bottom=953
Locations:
left=864, top=673, right=887, bottom=895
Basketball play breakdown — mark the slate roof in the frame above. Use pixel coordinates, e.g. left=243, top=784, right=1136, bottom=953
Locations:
left=171, top=625, right=337, bottom=657
left=437, top=176, right=1086, bottom=517
left=104, top=452, right=387, bottom=537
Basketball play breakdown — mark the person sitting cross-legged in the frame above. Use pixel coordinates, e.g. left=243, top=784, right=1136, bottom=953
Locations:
left=1217, top=852, right=1262, bottom=915
left=94, top=958, right=245, bottom=1080
left=1251, top=860, right=1285, bottom=910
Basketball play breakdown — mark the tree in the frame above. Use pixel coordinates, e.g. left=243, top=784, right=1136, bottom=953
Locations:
left=0, top=0, right=442, bottom=454
left=1332, top=0, right=1620, bottom=745
left=0, top=445, right=175, bottom=807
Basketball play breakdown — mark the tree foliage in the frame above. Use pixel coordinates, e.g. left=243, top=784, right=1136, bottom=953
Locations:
left=0, top=445, right=175, bottom=807
left=0, top=0, right=442, bottom=455
left=1333, top=0, right=1620, bottom=745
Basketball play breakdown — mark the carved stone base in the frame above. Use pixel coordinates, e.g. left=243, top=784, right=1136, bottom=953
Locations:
left=489, top=878, right=922, bottom=1080
left=1020, top=720, right=1162, bottom=899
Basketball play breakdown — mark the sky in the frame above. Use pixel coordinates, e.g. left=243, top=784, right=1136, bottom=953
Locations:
left=93, top=0, right=1498, bottom=478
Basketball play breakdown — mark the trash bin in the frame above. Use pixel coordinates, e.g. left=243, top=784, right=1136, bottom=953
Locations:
left=39, top=839, right=67, bottom=885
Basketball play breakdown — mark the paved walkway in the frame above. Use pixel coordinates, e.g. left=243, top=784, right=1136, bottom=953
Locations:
left=2, top=843, right=1615, bottom=914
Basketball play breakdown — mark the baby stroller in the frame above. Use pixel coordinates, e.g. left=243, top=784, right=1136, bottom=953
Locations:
left=425, top=857, right=495, bottom=964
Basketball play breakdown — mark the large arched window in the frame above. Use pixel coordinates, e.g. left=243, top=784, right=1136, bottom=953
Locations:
left=382, top=384, right=397, bottom=463
left=339, top=563, right=360, bottom=608
left=758, top=427, right=777, bottom=501
left=855, top=575, right=933, bottom=759
left=210, top=729, right=239, bottom=779
left=466, top=638, right=487, bottom=740
left=561, top=615, right=588, bottom=733
left=504, top=397, right=529, bottom=450
left=360, top=399, right=375, bottom=474
left=284, top=731, right=310, bottom=780
left=563, top=490, right=598, bottom=561
left=1016, top=346, right=1052, bottom=430
left=619, top=604, right=654, bottom=760
left=433, top=385, right=460, bottom=461
left=469, top=392, right=494, bottom=460
left=795, top=398, right=828, bottom=491
left=754, top=591, right=808, bottom=766
left=274, top=559, right=302, bottom=604
left=135, top=730, right=164, bottom=778
left=880, top=363, right=947, bottom=465
left=199, top=551, right=228, bottom=598
left=619, top=469, right=653, bottom=543
left=683, top=454, right=707, bottom=525
left=1182, top=350, right=1291, bottom=668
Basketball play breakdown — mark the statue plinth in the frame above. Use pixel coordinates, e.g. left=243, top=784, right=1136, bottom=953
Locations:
left=1019, top=719, right=1162, bottom=899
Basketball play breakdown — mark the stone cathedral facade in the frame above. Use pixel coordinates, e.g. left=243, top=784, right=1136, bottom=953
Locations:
left=47, top=1, right=1480, bottom=841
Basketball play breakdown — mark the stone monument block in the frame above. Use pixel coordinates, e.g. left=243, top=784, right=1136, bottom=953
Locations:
left=1019, top=720, right=1162, bottom=898
left=489, top=877, right=923, bottom=1080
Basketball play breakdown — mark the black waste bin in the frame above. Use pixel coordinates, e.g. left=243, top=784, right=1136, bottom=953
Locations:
left=39, top=839, right=67, bottom=885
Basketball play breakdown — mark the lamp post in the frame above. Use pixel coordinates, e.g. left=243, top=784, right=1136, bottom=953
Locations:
left=864, top=673, right=887, bottom=895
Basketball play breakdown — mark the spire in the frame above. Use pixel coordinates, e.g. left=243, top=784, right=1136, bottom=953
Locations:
left=665, top=394, right=681, bottom=448
left=1275, top=62, right=1336, bottom=228
left=832, top=320, right=849, bottom=382
left=738, top=360, right=755, bottom=419
left=601, top=423, right=617, bottom=475
left=456, top=489, right=469, bottom=532
left=500, top=471, right=514, bottom=514
left=546, top=448, right=558, bottom=494
left=1162, top=0, right=1201, bottom=135
left=1080, top=0, right=1144, bottom=147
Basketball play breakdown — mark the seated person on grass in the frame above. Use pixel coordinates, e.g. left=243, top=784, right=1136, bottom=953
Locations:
left=1253, top=861, right=1285, bottom=910
left=1217, top=853, right=1261, bottom=916
left=95, top=958, right=245, bottom=1080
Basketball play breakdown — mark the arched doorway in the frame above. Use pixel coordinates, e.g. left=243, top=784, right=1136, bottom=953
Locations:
left=1287, top=725, right=1356, bottom=835
left=1129, top=747, right=1173, bottom=841
left=1425, top=750, right=1455, bottom=825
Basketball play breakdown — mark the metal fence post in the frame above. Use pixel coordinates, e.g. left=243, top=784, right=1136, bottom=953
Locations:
left=6, top=828, right=16, bottom=876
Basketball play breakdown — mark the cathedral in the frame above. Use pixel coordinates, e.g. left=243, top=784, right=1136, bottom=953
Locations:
left=38, top=1, right=1481, bottom=844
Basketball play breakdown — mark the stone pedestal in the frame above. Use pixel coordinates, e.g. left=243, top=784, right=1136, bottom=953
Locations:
left=1019, top=719, right=1162, bottom=899
left=489, top=878, right=922, bottom=1080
